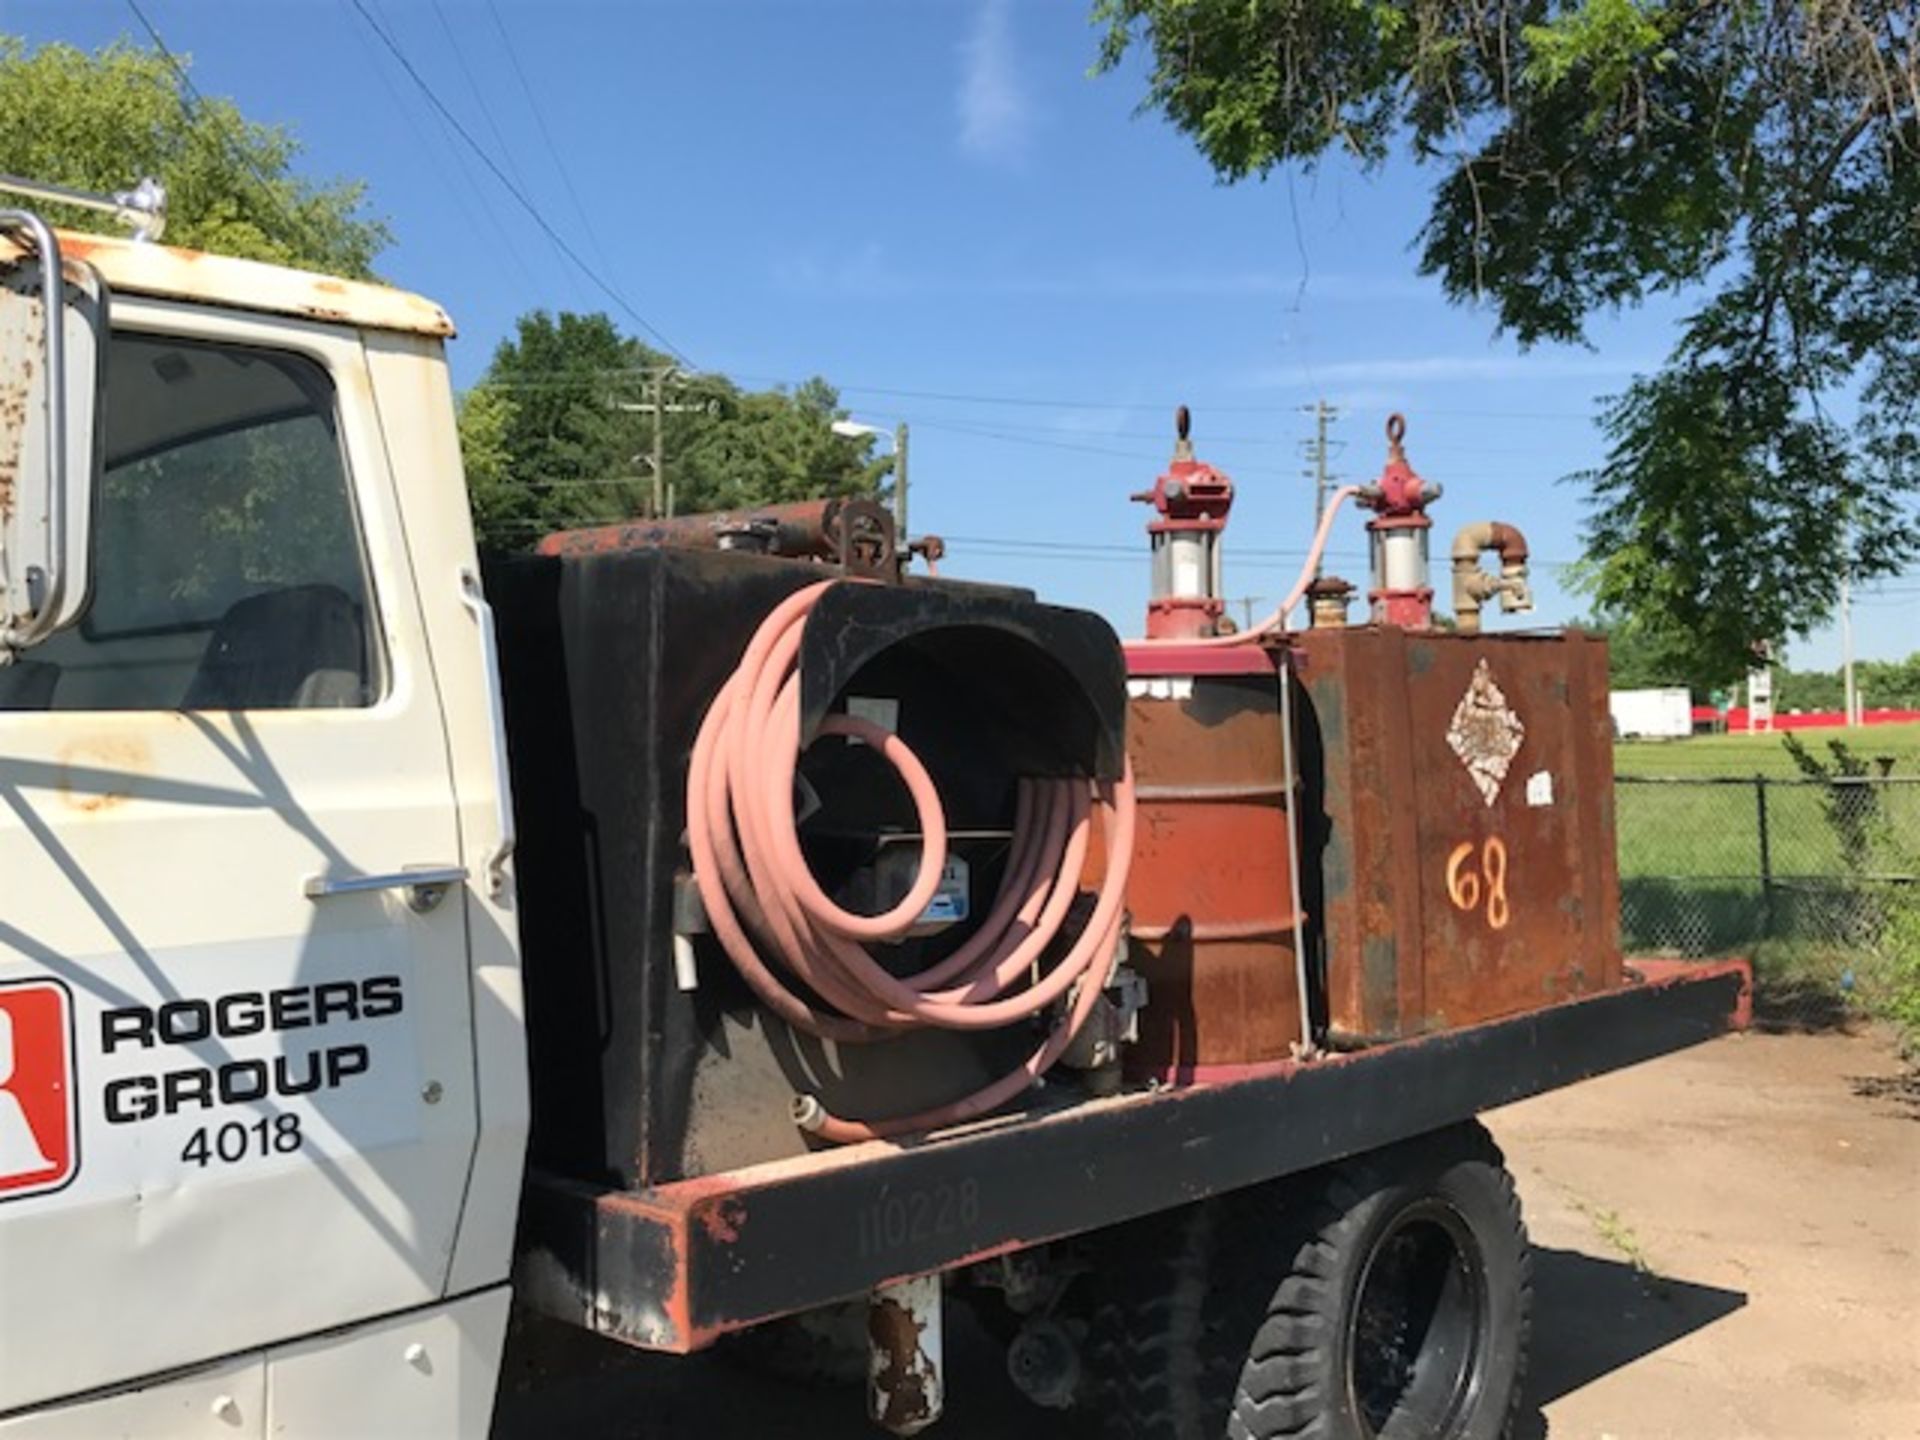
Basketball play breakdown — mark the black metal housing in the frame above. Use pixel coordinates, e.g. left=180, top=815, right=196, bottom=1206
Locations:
left=485, top=546, right=1127, bottom=1190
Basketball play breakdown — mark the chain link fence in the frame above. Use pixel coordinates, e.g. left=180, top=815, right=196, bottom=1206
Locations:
left=1617, top=775, right=1920, bottom=1031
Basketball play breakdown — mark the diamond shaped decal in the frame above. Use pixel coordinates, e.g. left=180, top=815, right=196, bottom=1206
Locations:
left=1447, top=659, right=1525, bottom=807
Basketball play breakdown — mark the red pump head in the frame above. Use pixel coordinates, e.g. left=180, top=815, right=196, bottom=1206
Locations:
left=1133, top=406, right=1235, bottom=638
left=1356, top=413, right=1443, bottom=628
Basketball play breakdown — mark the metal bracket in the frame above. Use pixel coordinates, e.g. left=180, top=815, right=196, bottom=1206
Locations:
left=0, top=174, right=166, bottom=241
left=459, top=567, right=517, bottom=899
left=829, top=496, right=898, bottom=580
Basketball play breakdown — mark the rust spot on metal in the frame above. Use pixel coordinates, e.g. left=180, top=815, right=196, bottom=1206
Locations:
left=1628, top=956, right=1753, bottom=1030
left=696, top=1194, right=746, bottom=1245
left=5, top=229, right=457, bottom=338
left=869, top=1294, right=935, bottom=1433
left=0, top=292, right=43, bottom=527
left=54, top=234, right=101, bottom=261
left=538, top=497, right=901, bottom=580
left=58, top=736, right=152, bottom=812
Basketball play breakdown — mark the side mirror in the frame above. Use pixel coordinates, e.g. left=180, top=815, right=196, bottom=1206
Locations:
left=0, top=212, right=103, bottom=656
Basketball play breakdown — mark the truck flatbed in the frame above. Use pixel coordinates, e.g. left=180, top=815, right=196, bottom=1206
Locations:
left=517, top=958, right=1748, bottom=1353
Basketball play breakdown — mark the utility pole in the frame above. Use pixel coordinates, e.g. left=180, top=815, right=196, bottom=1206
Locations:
left=610, top=366, right=712, bottom=518
left=649, top=368, right=666, bottom=519
left=892, top=421, right=910, bottom=540
left=1228, top=596, right=1265, bottom=632
left=1842, top=562, right=1858, bottom=727
left=1300, top=400, right=1339, bottom=576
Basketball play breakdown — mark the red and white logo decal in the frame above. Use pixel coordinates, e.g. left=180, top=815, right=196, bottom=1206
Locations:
left=0, top=979, right=77, bottom=1200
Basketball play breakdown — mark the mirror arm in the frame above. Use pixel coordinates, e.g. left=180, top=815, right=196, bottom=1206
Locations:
left=0, top=211, right=68, bottom=652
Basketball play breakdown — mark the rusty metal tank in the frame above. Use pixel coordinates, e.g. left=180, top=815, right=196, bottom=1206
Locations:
left=1117, top=645, right=1306, bottom=1080
left=1291, top=627, right=1621, bottom=1043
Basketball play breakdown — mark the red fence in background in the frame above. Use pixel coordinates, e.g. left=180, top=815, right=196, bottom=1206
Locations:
left=1690, top=706, right=1920, bottom=733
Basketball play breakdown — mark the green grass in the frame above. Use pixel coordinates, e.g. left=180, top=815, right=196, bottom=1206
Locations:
left=1614, top=720, right=1920, bottom=777
left=1612, top=724, right=1920, bottom=1045
left=1615, top=777, right=1920, bottom=881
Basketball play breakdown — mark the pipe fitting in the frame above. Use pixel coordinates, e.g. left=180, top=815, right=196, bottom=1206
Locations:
left=1450, top=521, right=1533, bottom=634
left=791, top=1094, right=828, bottom=1133
left=870, top=1275, right=944, bottom=1435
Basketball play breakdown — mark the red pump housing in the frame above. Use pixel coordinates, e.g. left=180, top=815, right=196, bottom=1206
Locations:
left=1133, top=406, right=1234, bottom=639
left=1357, top=413, right=1442, bottom=628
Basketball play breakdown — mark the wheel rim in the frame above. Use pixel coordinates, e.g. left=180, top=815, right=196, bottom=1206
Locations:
left=1344, top=1199, right=1490, bottom=1439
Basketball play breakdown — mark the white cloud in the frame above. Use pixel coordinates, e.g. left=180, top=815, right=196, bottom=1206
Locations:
left=957, top=0, right=1029, bottom=163
left=1050, top=405, right=1136, bottom=437
left=770, top=243, right=918, bottom=301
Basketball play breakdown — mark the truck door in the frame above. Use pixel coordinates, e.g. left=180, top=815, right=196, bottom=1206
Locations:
left=0, top=303, right=480, bottom=1413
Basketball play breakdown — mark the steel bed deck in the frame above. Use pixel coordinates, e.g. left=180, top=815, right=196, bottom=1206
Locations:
left=514, top=958, right=1749, bottom=1353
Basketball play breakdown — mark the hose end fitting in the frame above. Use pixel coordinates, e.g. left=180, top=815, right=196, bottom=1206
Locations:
left=791, top=1094, right=828, bottom=1133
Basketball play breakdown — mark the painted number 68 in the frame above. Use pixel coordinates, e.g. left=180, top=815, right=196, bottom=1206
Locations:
left=1446, top=837, right=1510, bottom=931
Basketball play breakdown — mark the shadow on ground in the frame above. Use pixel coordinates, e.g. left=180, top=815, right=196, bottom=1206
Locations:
left=1511, top=1246, right=1748, bottom=1440
left=1751, top=977, right=1863, bottom=1034
left=1851, top=1068, right=1920, bottom=1119
left=494, top=1244, right=1747, bottom=1438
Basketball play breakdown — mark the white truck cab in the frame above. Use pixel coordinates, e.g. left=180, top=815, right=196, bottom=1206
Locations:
left=0, top=195, right=527, bottom=1438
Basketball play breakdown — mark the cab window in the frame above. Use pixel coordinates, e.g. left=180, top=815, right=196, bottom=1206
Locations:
left=2, top=334, right=383, bottom=712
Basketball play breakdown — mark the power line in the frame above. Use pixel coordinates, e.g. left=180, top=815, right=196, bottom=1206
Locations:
left=480, top=0, right=620, bottom=284
left=746, top=377, right=1597, bottom=423
left=464, top=373, right=1561, bottom=461
left=419, top=0, right=582, bottom=308
left=344, top=0, right=692, bottom=364
left=122, top=0, right=331, bottom=262
left=1301, top=399, right=1339, bottom=576
left=474, top=364, right=1597, bottom=425
left=912, top=419, right=1163, bottom=462
left=428, top=0, right=533, bottom=197
left=341, top=1, right=538, bottom=296
left=363, top=0, right=546, bottom=299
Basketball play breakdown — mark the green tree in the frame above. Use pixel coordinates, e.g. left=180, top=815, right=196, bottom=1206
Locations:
left=1578, top=611, right=1700, bottom=693
left=0, top=38, right=387, bottom=275
left=459, top=310, right=891, bottom=551
left=1859, top=654, right=1920, bottom=710
left=1095, top=1, right=1918, bottom=686
left=1773, top=664, right=1846, bottom=712
left=457, top=384, right=523, bottom=548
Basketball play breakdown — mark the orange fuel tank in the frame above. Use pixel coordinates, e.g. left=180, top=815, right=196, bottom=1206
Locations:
left=1115, top=645, right=1306, bottom=1080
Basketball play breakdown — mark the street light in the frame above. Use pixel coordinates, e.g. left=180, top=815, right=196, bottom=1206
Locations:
left=832, top=418, right=910, bottom=541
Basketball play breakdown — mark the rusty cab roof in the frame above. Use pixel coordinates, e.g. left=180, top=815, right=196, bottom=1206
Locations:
left=3, top=228, right=456, bottom=339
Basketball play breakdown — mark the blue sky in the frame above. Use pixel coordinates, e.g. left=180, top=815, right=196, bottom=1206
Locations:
left=15, top=0, right=1917, bottom=669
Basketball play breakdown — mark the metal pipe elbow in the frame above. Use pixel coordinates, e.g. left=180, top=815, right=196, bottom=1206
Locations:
left=1451, top=520, right=1529, bottom=567
left=1450, top=521, right=1533, bottom=632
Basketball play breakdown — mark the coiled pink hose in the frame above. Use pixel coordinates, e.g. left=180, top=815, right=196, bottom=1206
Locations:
left=686, top=580, right=1138, bottom=1143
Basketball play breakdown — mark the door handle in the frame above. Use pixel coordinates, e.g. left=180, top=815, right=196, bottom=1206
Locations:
left=304, top=865, right=468, bottom=913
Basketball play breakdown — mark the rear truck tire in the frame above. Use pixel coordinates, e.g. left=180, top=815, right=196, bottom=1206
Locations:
left=1077, top=1121, right=1532, bottom=1440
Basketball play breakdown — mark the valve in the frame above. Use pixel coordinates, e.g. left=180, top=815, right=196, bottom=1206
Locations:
left=1133, top=406, right=1235, bottom=639
left=1356, top=414, right=1443, bottom=628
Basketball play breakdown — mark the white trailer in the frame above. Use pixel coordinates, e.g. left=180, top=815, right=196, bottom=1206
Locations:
left=1608, top=685, right=1694, bottom=739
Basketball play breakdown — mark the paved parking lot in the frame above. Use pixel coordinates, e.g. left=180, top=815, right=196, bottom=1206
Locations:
left=496, top=1028, right=1920, bottom=1439
left=1493, top=1027, right=1919, bottom=1440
